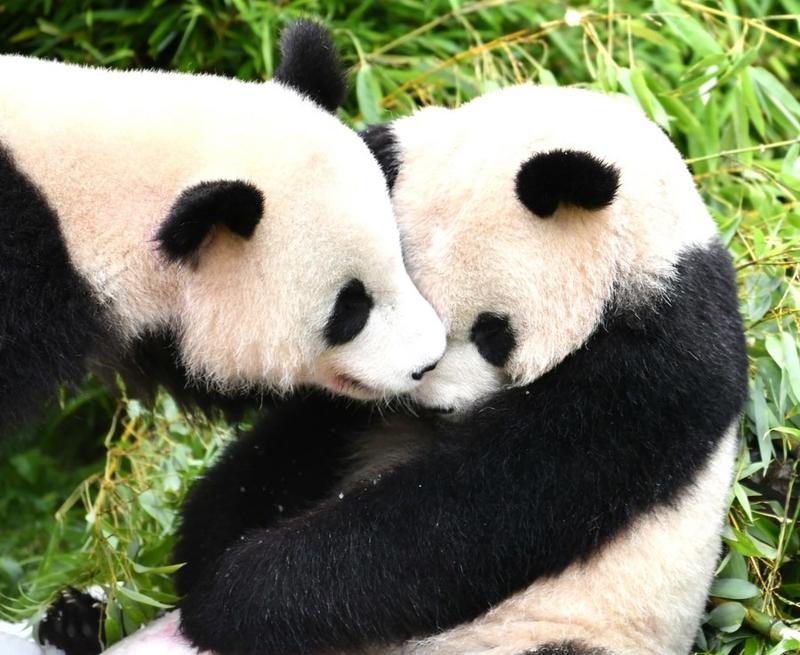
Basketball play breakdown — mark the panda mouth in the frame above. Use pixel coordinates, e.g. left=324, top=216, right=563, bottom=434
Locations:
left=331, top=373, right=379, bottom=398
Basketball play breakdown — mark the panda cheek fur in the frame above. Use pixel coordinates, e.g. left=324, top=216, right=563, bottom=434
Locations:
left=411, top=341, right=507, bottom=412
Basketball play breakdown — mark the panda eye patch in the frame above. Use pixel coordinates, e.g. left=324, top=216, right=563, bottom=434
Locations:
left=324, top=278, right=374, bottom=346
left=470, top=313, right=515, bottom=368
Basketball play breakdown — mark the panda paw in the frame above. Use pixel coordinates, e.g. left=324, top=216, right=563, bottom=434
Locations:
left=38, top=587, right=104, bottom=655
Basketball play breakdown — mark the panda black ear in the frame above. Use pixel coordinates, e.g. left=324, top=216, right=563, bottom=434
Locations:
left=359, top=124, right=401, bottom=191
left=157, top=180, right=264, bottom=263
left=515, top=149, right=620, bottom=218
left=273, top=20, right=346, bottom=113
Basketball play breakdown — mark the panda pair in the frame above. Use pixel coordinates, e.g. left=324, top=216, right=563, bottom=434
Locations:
left=22, top=27, right=746, bottom=655
left=165, top=86, right=746, bottom=655
left=0, top=22, right=445, bottom=442
left=48, top=69, right=746, bottom=655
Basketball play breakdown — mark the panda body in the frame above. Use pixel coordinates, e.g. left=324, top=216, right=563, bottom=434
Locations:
left=40, top=84, right=747, bottom=655
left=0, top=23, right=446, bottom=436
left=356, top=85, right=746, bottom=655
left=391, top=428, right=737, bottom=655
left=163, top=84, right=747, bottom=655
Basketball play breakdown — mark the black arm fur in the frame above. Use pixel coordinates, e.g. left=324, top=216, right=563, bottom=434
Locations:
left=174, top=392, right=374, bottom=597
left=179, top=243, right=747, bottom=655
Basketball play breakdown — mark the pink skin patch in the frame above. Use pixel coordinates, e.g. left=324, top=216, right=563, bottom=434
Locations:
left=102, top=612, right=208, bottom=655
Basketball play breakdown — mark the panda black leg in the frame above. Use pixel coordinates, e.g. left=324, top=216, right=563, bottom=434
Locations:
left=174, top=391, right=371, bottom=597
left=37, top=587, right=104, bottom=655
left=520, top=643, right=611, bottom=655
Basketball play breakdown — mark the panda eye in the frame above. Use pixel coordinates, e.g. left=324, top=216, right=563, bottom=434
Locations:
left=324, top=278, right=374, bottom=346
left=470, top=313, right=515, bottom=368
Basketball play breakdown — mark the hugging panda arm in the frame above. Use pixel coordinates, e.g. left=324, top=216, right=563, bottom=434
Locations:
left=173, top=391, right=373, bottom=598
left=179, top=237, right=747, bottom=655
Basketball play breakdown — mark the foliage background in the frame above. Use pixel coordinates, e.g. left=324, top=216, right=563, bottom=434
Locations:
left=0, top=1, right=799, bottom=653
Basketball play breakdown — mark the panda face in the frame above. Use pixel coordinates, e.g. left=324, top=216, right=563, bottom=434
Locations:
left=0, top=27, right=446, bottom=403
left=112, top=70, right=447, bottom=400
left=363, top=84, right=718, bottom=413
left=162, top=119, right=446, bottom=399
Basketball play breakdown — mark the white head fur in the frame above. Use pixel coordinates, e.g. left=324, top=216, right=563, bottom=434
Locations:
left=373, top=85, right=716, bottom=412
left=0, top=24, right=446, bottom=401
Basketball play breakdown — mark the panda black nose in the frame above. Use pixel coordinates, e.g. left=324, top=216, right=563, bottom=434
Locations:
left=411, top=362, right=437, bottom=381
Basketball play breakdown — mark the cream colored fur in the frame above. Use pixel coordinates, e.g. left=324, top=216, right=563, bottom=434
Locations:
left=0, top=55, right=445, bottom=397
left=390, top=85, right=717, bottom=411
left=389, top=426, right=737, bottom=655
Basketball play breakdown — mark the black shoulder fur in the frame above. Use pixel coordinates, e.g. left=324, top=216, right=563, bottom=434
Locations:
left=0, top=143, right=109, bottom=439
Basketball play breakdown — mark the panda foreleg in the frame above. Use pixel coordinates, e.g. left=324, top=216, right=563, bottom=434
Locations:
left=176, top=432, right=544, bottom=655
left=37, top=587, right=104, bottom=655
left=174, top=391, right=368, bottom=597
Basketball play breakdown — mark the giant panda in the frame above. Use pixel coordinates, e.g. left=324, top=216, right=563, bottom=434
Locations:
left=41, top=84, right=748, bottom=655
left=0, top=21, right=445, bottom=439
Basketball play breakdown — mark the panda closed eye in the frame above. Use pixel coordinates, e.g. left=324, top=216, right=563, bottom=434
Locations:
left=470, top=313, right=515, bottom=368
left=324, top=279, right=374, bottom=346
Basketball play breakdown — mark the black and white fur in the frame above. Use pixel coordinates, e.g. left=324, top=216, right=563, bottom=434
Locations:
left=0, top=21, right=445, bottom=439
left=168, top=86, right=748, bottom=655
left=46, top=86, right=748, bottom=655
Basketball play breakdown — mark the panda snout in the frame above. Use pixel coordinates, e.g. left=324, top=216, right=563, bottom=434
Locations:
left=411, top=361, right=438, bottom=381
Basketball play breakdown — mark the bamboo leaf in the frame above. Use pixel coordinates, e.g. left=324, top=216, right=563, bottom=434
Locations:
left=710, top=578, right=760, bottom=600
left=707, top=602, right=746, bottom=633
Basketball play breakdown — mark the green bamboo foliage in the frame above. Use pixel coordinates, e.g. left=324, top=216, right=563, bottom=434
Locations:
left=0, top=2, right=798, bottom=653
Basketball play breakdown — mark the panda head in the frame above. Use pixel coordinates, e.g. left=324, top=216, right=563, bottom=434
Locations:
left=362, top=85, right=717, bottom=413
left=150, top=21, right=445, bottom=400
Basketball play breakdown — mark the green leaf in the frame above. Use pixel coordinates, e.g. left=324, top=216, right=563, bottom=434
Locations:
left=537, top=68, right=557, bottom=87
left=751, top=67, right=800, bottom=130
left=131, top=561, right=184, bottom=575
left=741, top=69, right=766, bottom=138
left=781, top=331, right=800, bottom=403
left=627, top=21, right=680, bottom=51
left=653, top=0, right=724, bottom=57
left=137, top=490, right=173, bottom=534
left=733, top=481, right=754, bottom=522
left=710, top=577, right=760, bottom=600
left=356, top=64, right=384, bottom=125
left=0, top=557, right=23, bottom=584
left=104, top=608, right=123, bottom=646
left=707, top=602, right=746, bottom=632
left=116, top=586, right=173, bottom=609
left=724, top=526, right=779, bottom=559
left=659, top=94, right=701, bottom=133
left=765, top=640, right=800, bottom=655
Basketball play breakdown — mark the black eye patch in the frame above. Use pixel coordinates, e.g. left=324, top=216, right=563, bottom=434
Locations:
left=470, top=313, right=516, bottom=368
left=324, top=279, right=374, bottom=346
